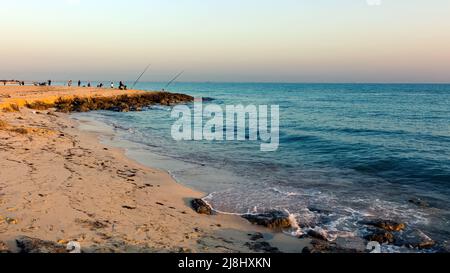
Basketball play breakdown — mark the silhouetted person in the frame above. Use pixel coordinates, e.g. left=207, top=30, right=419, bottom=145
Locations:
left=88, top=82, right=91, bottom=87
left=78, top=80, right=81, bottom=87
left=48, top=80, right=52, bottom=86
left=119, top=81, right=127, bottom=90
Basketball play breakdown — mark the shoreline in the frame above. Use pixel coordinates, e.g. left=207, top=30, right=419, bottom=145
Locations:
left=70, top=110, right=310, bottom=253
left=0, top=86, right=308, bottom=253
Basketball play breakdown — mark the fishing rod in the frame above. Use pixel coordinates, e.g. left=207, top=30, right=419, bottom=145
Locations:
left=132, top=64, right=151, bottom=88
left=163, top=70, right=184, bottom=90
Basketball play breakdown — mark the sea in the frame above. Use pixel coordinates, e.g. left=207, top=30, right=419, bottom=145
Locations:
left=71, top=82, right=450, bottom=252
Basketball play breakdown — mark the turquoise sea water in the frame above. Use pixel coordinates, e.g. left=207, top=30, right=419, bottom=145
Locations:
left=72, top=82, right=450, bottom=251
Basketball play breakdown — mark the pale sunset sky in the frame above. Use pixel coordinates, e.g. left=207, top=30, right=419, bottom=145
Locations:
left=0, top=0, right=449, bottom=83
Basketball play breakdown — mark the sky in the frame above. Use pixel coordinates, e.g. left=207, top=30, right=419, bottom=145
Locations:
left=0, top=0, right=449, bottom=83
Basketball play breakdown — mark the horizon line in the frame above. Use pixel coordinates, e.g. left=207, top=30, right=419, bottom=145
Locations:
left=3, top=80, right=450, bottom=85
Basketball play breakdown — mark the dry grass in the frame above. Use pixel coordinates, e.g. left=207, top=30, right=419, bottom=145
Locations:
left=2, top=104, right=20, bottom=113
left=25, top=101, right=55, bottom=110
left=10, top=104, right=20, bottom=112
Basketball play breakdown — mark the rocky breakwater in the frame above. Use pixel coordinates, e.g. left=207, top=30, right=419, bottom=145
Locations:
left=25, top=92, right=194, bottom=113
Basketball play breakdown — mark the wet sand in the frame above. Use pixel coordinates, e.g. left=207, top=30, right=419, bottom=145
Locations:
left=0, top=86, right=307, bottom=253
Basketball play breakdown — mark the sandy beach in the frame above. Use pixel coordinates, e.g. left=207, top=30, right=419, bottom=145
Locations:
left=0, top=86, right=307, bottom=253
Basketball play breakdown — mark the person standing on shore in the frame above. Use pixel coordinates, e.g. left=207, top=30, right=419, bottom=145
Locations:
left=111, top=82, right=114, bottom=89
left=78, top=80, right=81, bottom=87
left=68, top=80, right=72, bottom=87
left=48, top=80, right=52, bottom=86
left=88, top=82, right=91, bottom=87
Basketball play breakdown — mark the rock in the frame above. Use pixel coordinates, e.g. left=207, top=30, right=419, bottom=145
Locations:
left=0, top=241, right=10, bottom=253
left=191, top=199, right=213, bottom=215
left=394, top=229, right=436, bottom=249
left=307, top=206, right=333, bottom=215
left=76, top=219, right=108, bottom=230
left=362, top=219, right=406, bottom=232
left=303, top=239, right=363, bottom=253
left=249, top=232, right=264, bottom=241
left=362, top=218, right=407, bottom=245
left=54, top=92, right=194, bottom=113
left=408, top=198, right=429, bottom=208
left=122, top=205, right=137, bottom=210
left=308, top=237, right=366, bottom=253
left=364, top=229, right=394, bottom=244
left=307, top=228, right=329, bottom=241
left=242, top=210, right=291, bottom=229
left=16, top=236, right=68, bottom=253
left=335, top=237, right=367, bottom=253
left=5, top=217, right=18, bottom=225
left=302, top=240, right=331, bottom=253
left=245, top=241, right=281, bottom=253
left=435, top=241, right=450, bottom=253
left=129, top=106, right=143, bottom=112
left=302, top=246, right=311, bottom=253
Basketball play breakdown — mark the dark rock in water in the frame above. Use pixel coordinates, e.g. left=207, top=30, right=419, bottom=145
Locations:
left=362, top=219, right=406, bottom=232
left=0, top=241, right=10, bottom=253
left=129, top=106, right=143, bottom=112
left=191, top=199, right=213, bottom=215
left=302, top=240, right=331, bottom=253
left=408, top=198, right=429, bottom=208
left=307, top=206, right=333, bottom=215
left=303, top=239, right=364, bottom=253
left=335, top=237, right=367, bottom=253
left=307, top=228, right=329, bottom=241
left=394, top=229, right=435, bottom=249
left=435, top=241, right=450, bottom=253
left=302, top=246, right=311, bottom=253
left=249, top=232, right=264, bottom=241
left=245, top=241, right=281, bottom=253
left=364, top=229, right=395, bottom=244
left=16, top=236, right=67, bottom=253
left=242, top=210, right=291, bottom=229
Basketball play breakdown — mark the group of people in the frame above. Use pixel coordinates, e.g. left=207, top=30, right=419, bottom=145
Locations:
left=66, top=80, right=127, bottom=90
left=2, top=80, right=127, bottom=89
left=2, top=80, right=25, bottom=86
